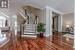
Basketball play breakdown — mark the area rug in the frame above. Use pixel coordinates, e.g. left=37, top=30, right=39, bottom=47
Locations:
left=63, top=34, right=74, bottom=39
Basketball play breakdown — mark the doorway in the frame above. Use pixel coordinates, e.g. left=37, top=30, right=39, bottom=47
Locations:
left=52, top=16, right=58, bottom=32
left=52, top=12, right=59, bottom=33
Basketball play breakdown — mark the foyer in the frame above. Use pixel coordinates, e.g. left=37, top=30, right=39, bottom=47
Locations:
left=0, top=0, right=74, bottom=50
left=6, top=32, right=75, bottom=50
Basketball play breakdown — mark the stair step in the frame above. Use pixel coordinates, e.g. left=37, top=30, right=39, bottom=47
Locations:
left=25, top=29, right=35, bottom=31
left=25, top=28, right=35, bottom=30
left=26, top=24, right=35, bottom=25
left=24, top=29, right=35, bottom=31
left=21, top=35, right=37, bottom=38
left=25, top=26, right=32, bottom=27
left=26, top=25, right=35, bottom=28
left=23, top=34, right=37, bottom=35
left=24, top=32, right=35, bottom=34
left=25, top=26, right=35, bottom=28
left=24, top=30, right=35, bottom=32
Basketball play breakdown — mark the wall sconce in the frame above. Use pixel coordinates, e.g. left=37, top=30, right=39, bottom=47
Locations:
left=66, top=25, right=70, bottom=28
left=66, top=24, right=70, bottom=32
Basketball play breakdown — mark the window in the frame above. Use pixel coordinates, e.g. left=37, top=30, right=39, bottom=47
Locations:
left=0, top=0, right=8, bottom=8
left=0, top=16, right=6, bottom=27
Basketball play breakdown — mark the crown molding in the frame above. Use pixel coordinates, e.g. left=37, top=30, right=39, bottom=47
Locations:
left=62, top=9, right=74, bottom=14
left=46, top=6, right=63, bottom=15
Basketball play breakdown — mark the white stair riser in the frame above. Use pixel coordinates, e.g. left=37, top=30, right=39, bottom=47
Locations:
left=25, top=26, right=35, bottom=28
left=25, top=28, right=34, bottom=30
left=24, top=32, right=35, bottom=34
left=25, top=29, right=35, bottom=31
left=24, top=29, right=35, bottom=31
left=26, top=24, right=35, bottom=25
left=21, top=35, right=37, bottom=38
left=25, top=27, right=35, bottom=28
left=25, top=26, right=35, bottom=27
left=24, top=31, right=35, bottom=33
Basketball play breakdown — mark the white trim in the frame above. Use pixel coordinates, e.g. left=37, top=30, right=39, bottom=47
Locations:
left=63, top=11, right=74, bottom=14
left=46, top=6, right=63, bottom=15
left=46, top=6, right=74, bottom=15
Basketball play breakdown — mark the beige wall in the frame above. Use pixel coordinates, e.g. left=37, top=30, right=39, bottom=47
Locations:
left=24, top=6, right=41, bottom=23
left=17, top=14, right=25, bottom=31
left=62, top=13, right=74, bottom=32
left=17, top=14, right=25, bottom=24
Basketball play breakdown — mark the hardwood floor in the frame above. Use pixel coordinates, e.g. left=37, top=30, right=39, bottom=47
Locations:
left=3, top=32, right=75, bottom=50
left=11, top=32, right=74, bottom=50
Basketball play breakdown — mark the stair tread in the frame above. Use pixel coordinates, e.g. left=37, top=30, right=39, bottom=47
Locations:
left=21, top=35, right=37, bottom=37
left=24, top=31, right=35, bottom=33
left=24, top=30, right=35, bottom=32
left=24, top=32, right=35, bottom=33
left=25, top=29, right=35, bottom=30
left=23, top=34, right=37, bottom=35
left=24, top=32, right=35, bottom=34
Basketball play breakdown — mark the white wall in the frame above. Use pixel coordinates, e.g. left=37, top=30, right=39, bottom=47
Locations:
left=62, top=13, right=74, bottom=32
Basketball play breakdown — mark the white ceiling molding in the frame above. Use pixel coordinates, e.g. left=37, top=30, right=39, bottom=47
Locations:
left=46, top=6, right=63, bottom=15
left=62, top=9, right=74, bottom=14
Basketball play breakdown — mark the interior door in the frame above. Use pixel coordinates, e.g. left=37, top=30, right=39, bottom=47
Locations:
left=52, top=16, right=58, bottom=32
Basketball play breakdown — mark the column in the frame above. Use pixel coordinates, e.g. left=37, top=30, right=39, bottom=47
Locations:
left=73, top=11, right=75, bottom=48
left=58, top=15, right=63, bottom=32
left=49, top=10, right=53, bottom=35
left=73, top=0, right=75, bottom=48
left=45, top=7, right=52, bottom=37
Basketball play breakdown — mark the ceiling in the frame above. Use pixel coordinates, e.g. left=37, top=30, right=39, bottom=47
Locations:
left=10, top=0, right=74, bottom=14
left=0, top=0, right=74, bottom=15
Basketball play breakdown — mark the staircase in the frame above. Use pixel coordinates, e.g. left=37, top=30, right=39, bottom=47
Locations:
left=18, top=6, right=38, bottom=38
left=21, top=24, right=37, bottom=37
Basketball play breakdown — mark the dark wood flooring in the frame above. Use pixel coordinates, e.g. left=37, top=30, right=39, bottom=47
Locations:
left=13, top=32, right=75, bottom=50
left=1, top=32, right=75, bottom=50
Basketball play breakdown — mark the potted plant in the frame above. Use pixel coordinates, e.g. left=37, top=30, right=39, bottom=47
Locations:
left=37, top=23, right=45, bottom=37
